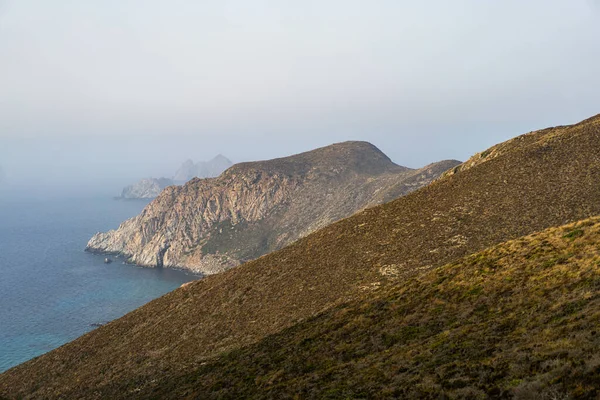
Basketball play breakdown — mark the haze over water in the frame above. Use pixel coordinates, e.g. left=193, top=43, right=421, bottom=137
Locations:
left=2, top=1, right=600, bottom=195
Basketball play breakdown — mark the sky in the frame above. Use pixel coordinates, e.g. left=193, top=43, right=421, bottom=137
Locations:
left=1, top=0, right=599, bottom=195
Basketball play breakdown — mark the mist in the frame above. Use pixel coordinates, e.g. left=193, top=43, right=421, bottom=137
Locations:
left=1, top=0, right=600, bottom=197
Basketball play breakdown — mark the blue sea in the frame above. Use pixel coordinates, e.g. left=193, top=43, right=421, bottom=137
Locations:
left=0, top=196, right=197, bottom=373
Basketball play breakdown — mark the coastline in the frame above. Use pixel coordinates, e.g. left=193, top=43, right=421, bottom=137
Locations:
left=85, top=247, right=205, bottom=278
left=0, top=196, right=198, bottom=373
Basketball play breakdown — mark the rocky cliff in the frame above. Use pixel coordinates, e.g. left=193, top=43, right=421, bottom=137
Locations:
left=88, top=142, right=459, bottom=274
left=119, top=177, right=174, bottom=199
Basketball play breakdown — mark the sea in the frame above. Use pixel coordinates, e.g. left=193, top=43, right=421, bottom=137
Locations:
left=0, top=195, right=197, bottom=373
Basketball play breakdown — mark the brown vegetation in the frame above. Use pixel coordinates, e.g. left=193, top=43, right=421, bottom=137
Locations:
left=107, top=217, right=600, bottom=398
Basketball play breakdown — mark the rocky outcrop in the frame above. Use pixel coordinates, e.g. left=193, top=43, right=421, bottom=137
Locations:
left=119, top=178, right=174, bottom=199
left=88, top=142, right=460, bottom=274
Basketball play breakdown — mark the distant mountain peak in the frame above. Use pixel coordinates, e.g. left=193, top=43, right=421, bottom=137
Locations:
left=118, top=156, right=233, bottom=200
left=173, top=155, right=233, bottom=182
left=211, top=154, right=231, bottom=162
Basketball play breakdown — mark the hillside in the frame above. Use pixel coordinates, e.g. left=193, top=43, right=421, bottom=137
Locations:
left=74, top=217, right=600, bottom=398
left=2, top=114, right=600, bottom=398
left=87, top=142, right=460, bottom=274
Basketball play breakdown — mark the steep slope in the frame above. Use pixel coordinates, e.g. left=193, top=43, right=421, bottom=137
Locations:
left=74, top=217, right=600, bottom=399
left=87, top=142, right=459, bottom=274
left=118, top=177, right=174, bottom=200
left=441, top=113, right=600, bottom=179
left=3, top=114, right=600, bottom=398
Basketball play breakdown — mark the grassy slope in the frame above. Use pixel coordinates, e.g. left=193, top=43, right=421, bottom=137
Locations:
left=2, top=115, right=600, bottom=398
left=139, top=218, right=600, bottom=399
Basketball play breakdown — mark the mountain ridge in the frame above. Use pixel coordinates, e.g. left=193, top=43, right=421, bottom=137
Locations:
left=443, top=113, right=600, bottom=178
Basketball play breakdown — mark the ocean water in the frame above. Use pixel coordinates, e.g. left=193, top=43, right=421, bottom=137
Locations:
left=0, top=196, right=197, bottom=373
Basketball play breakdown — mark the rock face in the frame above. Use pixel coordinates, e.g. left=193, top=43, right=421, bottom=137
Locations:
left=87, top=142, right=460, bottom=274
left=173, top=155, right=233, bottom=182
left=119, top=178, right=174, bottom=199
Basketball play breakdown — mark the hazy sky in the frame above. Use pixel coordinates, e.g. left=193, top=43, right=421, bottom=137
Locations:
left=1, top=1, right=599, bottom=195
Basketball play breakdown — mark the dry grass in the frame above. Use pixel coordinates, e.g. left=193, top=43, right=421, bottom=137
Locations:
left=130, top=217, right=600, bottom=399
